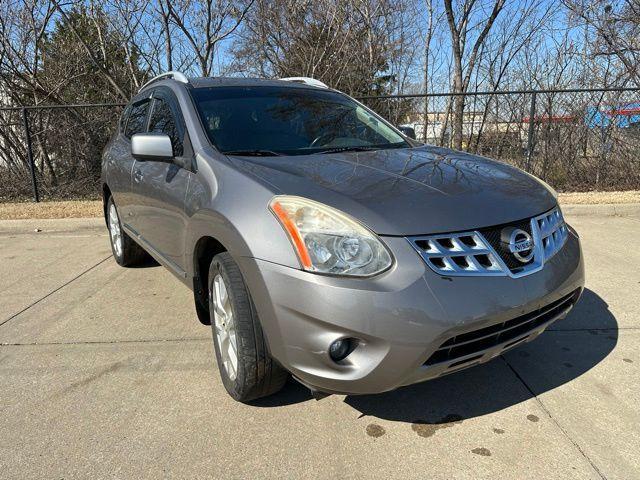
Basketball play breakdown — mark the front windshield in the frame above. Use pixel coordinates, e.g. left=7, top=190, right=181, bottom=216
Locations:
left=191, top=86, right=409, bottom=155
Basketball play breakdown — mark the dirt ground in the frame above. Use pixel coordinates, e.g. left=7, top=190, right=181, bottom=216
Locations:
left=0, top=191, right=639, bottom=220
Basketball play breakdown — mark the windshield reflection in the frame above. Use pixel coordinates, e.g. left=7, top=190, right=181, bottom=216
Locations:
left=191, top=86, right=410, bottom=156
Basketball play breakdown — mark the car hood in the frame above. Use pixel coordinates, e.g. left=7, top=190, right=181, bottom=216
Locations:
left=232, top=145, right=557, bottom=236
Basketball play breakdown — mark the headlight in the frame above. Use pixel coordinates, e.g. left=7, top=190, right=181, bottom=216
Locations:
left=269, top=196, right=393, bottom=276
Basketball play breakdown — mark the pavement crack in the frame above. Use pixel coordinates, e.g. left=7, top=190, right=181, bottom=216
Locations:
left=500, top=355, right=607, bottom=480
left=0, top=256, right=111, bottom=328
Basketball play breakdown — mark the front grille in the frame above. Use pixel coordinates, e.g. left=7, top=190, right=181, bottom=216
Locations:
left=536, top=208, right=568, bottom=261
left=410, top=232, right=504, bottom=276
left=407, top=206, right=568, bottom=279
left=424, top=290, right=579, bottom=366
left=479, top=219, right=533, bottom=271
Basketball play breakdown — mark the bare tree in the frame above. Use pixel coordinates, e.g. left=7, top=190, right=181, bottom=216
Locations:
left=443, top=0, right=505, bottom=149
left=157, top=0, right=174, bottom=71
left=2, top=0, right=640, bottom=200
left=563, top=0, right=640, bottom=85
left=234, top=0, right=416, bottom=101
left=466, top=0, right=557, bottom=151
left=50, top=0, right=129, bottom=100
left=422, top=0, right=445, bottom=141
left=166, top=0, right=254, bottom=76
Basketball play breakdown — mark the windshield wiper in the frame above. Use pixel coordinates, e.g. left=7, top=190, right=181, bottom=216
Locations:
left=317, top=146, right=376, bottom=155
left=317, top=142, right=409, bottom=155
left=223, top=149, right=282, bottom=156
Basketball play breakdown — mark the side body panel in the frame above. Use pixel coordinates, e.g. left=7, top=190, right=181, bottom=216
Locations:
left=101, top=116, right=135, bottom=220
left=183, top=148, right=300, bottom=275
left=129, top=87, right=194, bottom=274
left=130, top=161, right=192, bottom=274
left=113, top=92, right=153, bottom=228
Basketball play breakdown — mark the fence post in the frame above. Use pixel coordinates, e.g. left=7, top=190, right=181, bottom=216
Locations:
left=21, top=107, right=40, bottom=202
left=525, top=91, right=537, bottom=173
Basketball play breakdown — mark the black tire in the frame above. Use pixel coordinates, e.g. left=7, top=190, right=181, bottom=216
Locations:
left=208, top=252, right=288, bottom=402
left=106, top=196, right=149, bottom=267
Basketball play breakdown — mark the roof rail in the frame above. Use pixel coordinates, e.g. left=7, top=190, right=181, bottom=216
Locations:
left=280, top=77, right=328, bottom=89
left=139, top=71, right=189, bottom=92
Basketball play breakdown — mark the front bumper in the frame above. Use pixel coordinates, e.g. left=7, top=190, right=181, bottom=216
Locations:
left=237, top=229, right=584, bottom=395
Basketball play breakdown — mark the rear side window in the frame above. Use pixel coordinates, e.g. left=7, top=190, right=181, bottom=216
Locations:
left=149, top=97, right=183, bottom=156
left=119, top=104, right=131, bottom=133
left=125, top=100, right=150, bottom=138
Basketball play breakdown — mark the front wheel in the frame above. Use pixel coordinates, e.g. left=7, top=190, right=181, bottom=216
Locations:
left=208, top=252, right=288, bottom=402
left=107, top=197, right=148, bottom=267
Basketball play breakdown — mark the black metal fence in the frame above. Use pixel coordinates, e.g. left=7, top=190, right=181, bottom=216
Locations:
left=359, top=86, right=640, bottom=193
left=0, top=103, right=124, bottom=202
left=1, top=87, right=639, bottom=202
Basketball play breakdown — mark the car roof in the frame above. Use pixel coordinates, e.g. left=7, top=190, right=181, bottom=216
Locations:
left=187, top=76, right=328, bottom=91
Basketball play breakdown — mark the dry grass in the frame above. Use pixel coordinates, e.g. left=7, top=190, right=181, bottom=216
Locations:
left=1, top=191, right=639, bottom=220
left=558, top=190, right=640, bottom=205
left=0, top=200, right=102, bottom=220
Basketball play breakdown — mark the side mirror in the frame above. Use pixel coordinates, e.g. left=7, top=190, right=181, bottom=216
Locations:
left=131, top=133, right=174, bottom=161
left=398, top=126, right=416, bottom=140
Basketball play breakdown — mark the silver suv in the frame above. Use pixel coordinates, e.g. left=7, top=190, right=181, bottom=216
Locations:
left=101, top=72, right=584, bottom=402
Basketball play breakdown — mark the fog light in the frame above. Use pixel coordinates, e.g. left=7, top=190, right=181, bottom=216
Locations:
left=329, top=338, right=353, bottom=362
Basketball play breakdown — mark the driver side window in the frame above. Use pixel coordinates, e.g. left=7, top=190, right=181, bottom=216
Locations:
left=148, top=97, right=183, bottom=157
left=124, top=100, right=150, bottom=139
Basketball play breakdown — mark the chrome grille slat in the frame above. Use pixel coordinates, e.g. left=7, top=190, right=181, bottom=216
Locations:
left=409, top=232, right=504, bottom=276
left=534, top=208, right=568, bottom=261
left=408, top=206, right=568, bottom=279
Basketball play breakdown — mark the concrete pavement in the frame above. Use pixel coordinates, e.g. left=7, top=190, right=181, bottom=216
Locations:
left=0, top=208, right=638, bottom=479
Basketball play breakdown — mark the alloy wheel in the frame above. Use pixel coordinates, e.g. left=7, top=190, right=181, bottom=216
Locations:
left=211, top=274, right=239, bottom=381
left=109, top=203, right=123, bottom=258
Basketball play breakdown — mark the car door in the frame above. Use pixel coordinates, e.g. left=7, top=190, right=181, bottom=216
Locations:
left=111, top=97, right=151, bottom=223
left=130, top=87, right=193, bottom=276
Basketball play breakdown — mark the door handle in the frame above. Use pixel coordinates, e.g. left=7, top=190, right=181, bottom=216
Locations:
left=133, top=169, right=143, bottom=183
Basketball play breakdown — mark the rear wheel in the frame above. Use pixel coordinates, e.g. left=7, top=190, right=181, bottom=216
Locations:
left=208, top=252, right=288, bottom=402
left=107, top=197, right=148, bottom=267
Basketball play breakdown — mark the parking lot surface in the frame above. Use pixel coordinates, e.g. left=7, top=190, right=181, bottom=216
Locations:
left=0, top=206, right=638, bottom=479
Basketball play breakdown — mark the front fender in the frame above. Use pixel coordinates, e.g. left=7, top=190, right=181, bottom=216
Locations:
left=184, top=152, right=300, bottom=278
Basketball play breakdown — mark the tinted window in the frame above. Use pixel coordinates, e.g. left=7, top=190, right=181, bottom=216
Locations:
left=125, top=100, right=150, bottom=138
left=191, top=86, right=408, bottom=155
left=149, top=97, right=183, bottom=156
left=119, top=104, right=131, bottom=133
